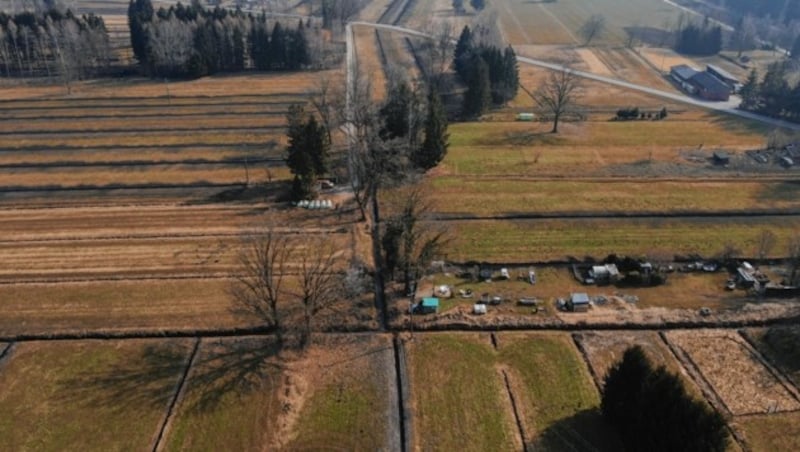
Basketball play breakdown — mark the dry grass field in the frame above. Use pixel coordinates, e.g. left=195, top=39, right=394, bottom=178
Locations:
left=353, top=26, right=388, bottom=100
left=743, top=326, right=800, bottom=389
left=494, top=0, right=685, bottom=46
left=665, top=330, right=800, bottom=416
left=0, top=71, right=368, bottom=335
left=574, top=331, right=701, bottom=394
left=282, top=334, right=398, bottom=450
left=734, top=412, right=800, bottom=452
left=0, top=339, right=195, bottom=451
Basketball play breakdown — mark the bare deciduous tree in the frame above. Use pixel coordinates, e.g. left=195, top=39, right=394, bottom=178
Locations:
left=232, top=228, right=294, bottom=344
left=296, top=236, right=342, bottom=346
left=384, top=186, right=449, bottom=295
left=420, top=20, right=455, bottom=91
left=756, top=230, right=777, bottom=261
left=578, top=14, right=606, bottom=46
left=531, top=67, right=581, bottom=133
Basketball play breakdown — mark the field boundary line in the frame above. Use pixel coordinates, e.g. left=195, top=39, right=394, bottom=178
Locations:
left=500, top=368, right=529, bottom=451
left=737, top=329, right=800, bottom=404
left=393, top=335, right=412, bottom=452
left=152, top=337, right=201, bottom=452
left=0, top=342, right=15, bottom=373
left=426, top=210, right=800, bottom=222
left=571, top=333, right=604, bottom=393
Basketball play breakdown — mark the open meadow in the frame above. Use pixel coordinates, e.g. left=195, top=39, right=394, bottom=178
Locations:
left=0, top=338, right=195, bottom=451
left=406, top=332, right=621, bottom=451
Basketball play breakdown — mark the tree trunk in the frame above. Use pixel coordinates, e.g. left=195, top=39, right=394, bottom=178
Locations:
left=552, top=113, right=560, bottom=133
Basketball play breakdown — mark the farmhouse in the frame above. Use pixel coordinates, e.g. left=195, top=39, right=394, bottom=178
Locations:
left=706, top=64, right=741, bottom=93
left=669, top=64, right=731, bottom=101
left=568, top=293, right=590, bottom=312
left=712, top=151, right=730, bottom=165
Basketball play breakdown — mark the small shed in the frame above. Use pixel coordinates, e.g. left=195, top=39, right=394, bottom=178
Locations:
left=712, top=151, right=730, bottom=165
left=417, top=297, right=439, bottom=314
left=590, top=264, right=620, bottom=283
left=568, top=293, right=590, bottom=312
left=516, top=112, right=535, bottom=121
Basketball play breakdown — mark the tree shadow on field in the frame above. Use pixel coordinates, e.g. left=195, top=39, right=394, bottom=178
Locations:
left=708, top=111, right=772, bottom=136
left=757, top=181, right=800, bottom=203
left=59, top=338, right=283, bottom=413
left=759, top=326, right=800, bottom=377
left=526, top=408, right=623, bottom=452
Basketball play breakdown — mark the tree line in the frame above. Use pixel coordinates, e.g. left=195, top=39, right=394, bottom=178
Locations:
left=674, top=19, right=723, bottom=56
left=454, top=25, right=519, bottom=118
left=739, top=61, right=800, bottom=122
left=0, top=9, right=110, bottom=89
left=128, top=0, right=319, bottom=78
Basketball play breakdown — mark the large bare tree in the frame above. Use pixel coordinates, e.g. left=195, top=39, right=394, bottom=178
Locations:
left=232, top=228, right=294, bottom=344
left=296, top=236, right=342, bottom=346
left=531, top=67, right=581, bottom=133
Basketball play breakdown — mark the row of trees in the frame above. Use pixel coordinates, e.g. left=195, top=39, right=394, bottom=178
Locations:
left=452, top=0, right=486, bottom=15
left=454, top=25, right=518, bottom=118
left=128, top=0, right=317, bottom=77
left=602, top=346, right=729, bottom=451
left=0, top=9, right=110, bottom=90
left=674, top=20, right=723, bottom=55
left=740, top=62, right=800, bottom=121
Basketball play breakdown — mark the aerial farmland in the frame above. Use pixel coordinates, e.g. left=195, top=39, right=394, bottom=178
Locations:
left=1, top=0, right=799, bottom=450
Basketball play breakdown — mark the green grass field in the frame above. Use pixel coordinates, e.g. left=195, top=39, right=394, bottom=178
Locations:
left=0, top=339, right=193, bottom=451
left=283, top=335, right=397, bottom=450
left=443, top=216, right=800, bottom=262
left=408, top=334, right=518, bottom=451
left=163, top=337, right=283, bottom=452
left=497, top=332, right=621, bottom=450
left=408, top=332, right=618, bottom=451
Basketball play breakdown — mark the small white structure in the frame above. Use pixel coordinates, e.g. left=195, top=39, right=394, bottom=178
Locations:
left=500, top=268, right=510, bottom=280
left=473, top=304, right=487, bottom=315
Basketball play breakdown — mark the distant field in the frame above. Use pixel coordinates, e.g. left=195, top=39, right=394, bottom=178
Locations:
left=0, top=339, right=194, bottom=451
left=354, top=26, right=387, bottom=100
left=494, top=0, right=685, bottom=46
left=428, top=179, right=800, bottom=215
left=443, top=216, right=800, bottom=262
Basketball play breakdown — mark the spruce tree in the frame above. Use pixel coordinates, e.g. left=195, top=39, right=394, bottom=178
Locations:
left=285, top=104, right=330, bottom=200
left=379, top=81, right=412, bottom=140
left=739, top=69, right=759, bottom=110
left=791, top=34, right=800, bottom=59
left=414, top=90, right=449, bottom=170
left=462, top=55, right=491, bottom=118
left=128, top=0, right=153, bottom=65
left=454, top=25, right=473, bottom=80
left=500, top=45, right=519, bottom=104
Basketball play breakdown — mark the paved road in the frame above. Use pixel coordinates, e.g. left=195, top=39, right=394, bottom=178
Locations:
left=350, top=21, right=800, bottom=132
